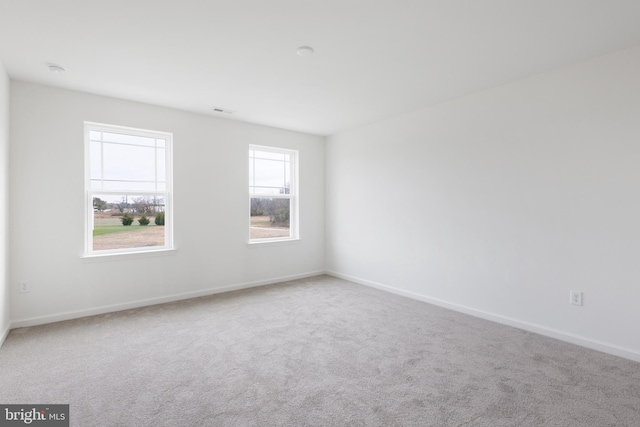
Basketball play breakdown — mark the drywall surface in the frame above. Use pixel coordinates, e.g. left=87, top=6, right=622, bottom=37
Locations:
left=326, top=46, right=640, bottom=358
left=0, top=64, right=9, bottom=343
left=10, top=82, right=325, bottom=324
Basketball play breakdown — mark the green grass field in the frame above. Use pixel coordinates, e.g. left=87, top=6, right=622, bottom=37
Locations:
left=93, top=216, right=159, bottom=237
left=93, top=225, right=156, bottom=236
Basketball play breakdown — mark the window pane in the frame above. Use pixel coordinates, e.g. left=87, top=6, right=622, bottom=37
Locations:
left=89, top=131, right=101, bottom=141
left=254, top=158, right=286, bottom=189
left=250, top=197, right=290, bottom=240
left=254, top=150, right=285, bottom=161
left=103, top=143, right=156, bottom=182
left=285, top=163, right=291, bottom=194
left=92, top=194, right=166, bottom=251
left=102, top=181, right=157, bottom=191
left=90, top=141, right=102, bottom=180
left=249, top=158, right=254, bottom=189
left=102, top=132, right=156, bottom=147
left=250, top=186, right=283, bottom=195
left=157, top=147, right=166, bottom=182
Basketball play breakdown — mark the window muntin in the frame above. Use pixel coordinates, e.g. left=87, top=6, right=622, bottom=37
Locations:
left=85, top=123, right=173, bottom=255
left=249, top=146, right=297, bottom=242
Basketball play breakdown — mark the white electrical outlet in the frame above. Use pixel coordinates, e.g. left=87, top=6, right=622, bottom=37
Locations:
left=570, top=290, right=583, bottom=306
left=19, top=281, right=30, bottom=293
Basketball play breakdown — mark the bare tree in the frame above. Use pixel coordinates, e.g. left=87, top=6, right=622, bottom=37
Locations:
left=132, top=196, right=164, bottom=215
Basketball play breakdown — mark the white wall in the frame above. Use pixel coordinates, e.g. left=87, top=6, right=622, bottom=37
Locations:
left=326, top=46, right=640, bottom=361
left=0, top=63, right=9, bottom=344
left=10, top=81, right=325, bottom=325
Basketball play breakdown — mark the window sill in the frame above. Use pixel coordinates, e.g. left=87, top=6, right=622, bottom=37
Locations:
left=81, top=248, right=177, bottom=263
left=247, top=238, right=300, bottom=248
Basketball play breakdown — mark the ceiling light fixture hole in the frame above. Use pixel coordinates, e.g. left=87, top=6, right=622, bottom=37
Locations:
left=296, top=46, right=314, bottom=56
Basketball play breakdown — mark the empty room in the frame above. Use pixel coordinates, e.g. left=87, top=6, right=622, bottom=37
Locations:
left=1, top=1, right=639, bottom=426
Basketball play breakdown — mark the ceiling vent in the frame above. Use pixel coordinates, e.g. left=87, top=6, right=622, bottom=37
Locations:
left=48, top=64, right=66, bottom=73
left=213, top=107, right=235, bottom=114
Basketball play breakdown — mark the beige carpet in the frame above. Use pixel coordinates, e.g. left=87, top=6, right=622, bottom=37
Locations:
left=1, top=275, right=638, bottom=426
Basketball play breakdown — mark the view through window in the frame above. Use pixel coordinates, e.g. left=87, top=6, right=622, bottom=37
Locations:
left=85, top=123, right=173, bottom=254
left=249, top=146, right=297, bottom=241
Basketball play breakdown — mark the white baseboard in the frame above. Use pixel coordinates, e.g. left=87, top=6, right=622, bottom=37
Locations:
left=326, top=270, right=640, bottom=363
left=10, top=270, right=325, bottom=329
left=0, top=325, right=9, bottom=348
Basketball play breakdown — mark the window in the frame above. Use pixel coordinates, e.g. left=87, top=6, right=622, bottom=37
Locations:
left=249, top=145, right=298, bottom=242
left=85, top=122, right=173, bottom=255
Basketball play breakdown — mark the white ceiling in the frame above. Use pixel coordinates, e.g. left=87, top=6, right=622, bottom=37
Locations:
left=2, top=1, right=640, bottom=136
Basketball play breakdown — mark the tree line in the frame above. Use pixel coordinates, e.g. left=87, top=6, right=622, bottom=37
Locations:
left=251, top=198, right=289, bottom=226
left=93, top=196, right=165, bottom=215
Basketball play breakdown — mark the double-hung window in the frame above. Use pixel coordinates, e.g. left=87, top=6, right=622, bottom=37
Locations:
left=249, top=145, right=298, bottom=242
left=85, top=122, right=173, bottom=255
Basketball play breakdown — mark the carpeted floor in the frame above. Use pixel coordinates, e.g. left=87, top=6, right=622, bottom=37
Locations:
left=0, top=275, right=638, bottom=426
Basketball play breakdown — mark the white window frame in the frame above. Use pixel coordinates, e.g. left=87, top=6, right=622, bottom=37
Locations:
left=249, top=145, right=299, bottom=244
left=84, top=122, right=174, bottom=256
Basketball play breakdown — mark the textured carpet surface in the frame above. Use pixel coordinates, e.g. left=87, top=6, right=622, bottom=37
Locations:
left=1, top=275, right=638, bottom=426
